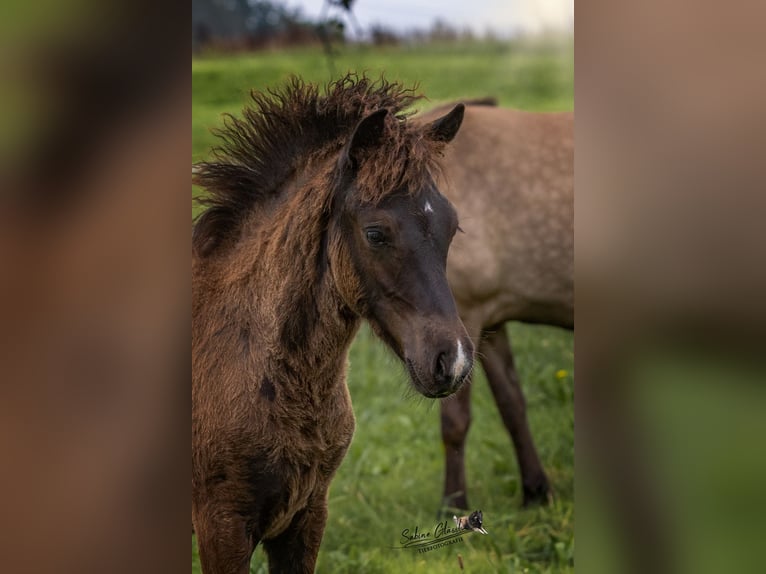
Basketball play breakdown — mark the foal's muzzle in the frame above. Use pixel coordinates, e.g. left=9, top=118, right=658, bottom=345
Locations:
left=406, top=335, right=474, bottom=398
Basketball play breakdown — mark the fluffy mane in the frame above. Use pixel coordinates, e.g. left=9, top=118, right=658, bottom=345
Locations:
left=192, top=73, right=436, bottom=257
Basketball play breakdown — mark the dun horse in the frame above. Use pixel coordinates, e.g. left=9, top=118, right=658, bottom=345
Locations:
left=192, top=76, right=474, bottom=573
left=416, top=101, right=574, bottom=509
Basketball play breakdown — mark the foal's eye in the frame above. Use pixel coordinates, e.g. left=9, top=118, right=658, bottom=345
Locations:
left=365, top=228, right=387, bottom=246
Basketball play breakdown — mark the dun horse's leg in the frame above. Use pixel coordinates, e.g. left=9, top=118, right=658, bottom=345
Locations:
left=193, top=506, right=254, bottom=574
left=481, top=324, right=550, bottom=505
left=263, top=495, right=328, bottom=574
left=440, top=381, right=472, bottom=510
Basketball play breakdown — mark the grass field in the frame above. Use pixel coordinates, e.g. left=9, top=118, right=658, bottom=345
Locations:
left=192, top=39, right=574, bottom=573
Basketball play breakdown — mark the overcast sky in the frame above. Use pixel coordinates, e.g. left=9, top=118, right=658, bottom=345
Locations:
left=289, top=0, right=573, bottom=37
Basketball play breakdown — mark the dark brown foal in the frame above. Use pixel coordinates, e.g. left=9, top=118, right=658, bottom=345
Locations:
left=193, top=75, right=473, bottom=573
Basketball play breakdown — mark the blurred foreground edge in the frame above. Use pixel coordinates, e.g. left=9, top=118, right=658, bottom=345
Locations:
left=0, top=1, right=188, bottom=573
left=577, top=1, right=766, bottom=573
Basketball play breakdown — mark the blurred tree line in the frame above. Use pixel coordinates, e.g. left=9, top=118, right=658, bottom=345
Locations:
left=191, top=0, right=531, bottom=53
left=192, top=0, right=345, bottom=52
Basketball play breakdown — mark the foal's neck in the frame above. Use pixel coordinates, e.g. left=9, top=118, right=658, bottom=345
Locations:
left=236, top=162, right=359, bottom=390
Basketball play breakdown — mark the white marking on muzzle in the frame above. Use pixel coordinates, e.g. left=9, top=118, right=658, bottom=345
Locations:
left=453, top=339, right=468, bottom=379
left=424, top=201, right=434, bottom=213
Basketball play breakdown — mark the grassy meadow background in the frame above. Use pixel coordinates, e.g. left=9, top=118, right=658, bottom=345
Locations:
left=192, top=39, right=574, bottom=573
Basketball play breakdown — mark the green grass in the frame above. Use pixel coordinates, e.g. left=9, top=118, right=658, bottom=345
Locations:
left=192, top=40, right=573, bottom=573
left=192, top=39, right=573, bottom=163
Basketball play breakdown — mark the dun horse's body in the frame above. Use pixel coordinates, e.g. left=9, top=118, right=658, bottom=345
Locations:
left=416, top=101, right=573, bottom=508
left=192, top=76, right=473, bottom=573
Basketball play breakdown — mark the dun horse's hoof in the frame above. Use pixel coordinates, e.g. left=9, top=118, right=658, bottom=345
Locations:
left=439, top=493, right=469, bottom=518
left=522, top=477, right=551, bottom=507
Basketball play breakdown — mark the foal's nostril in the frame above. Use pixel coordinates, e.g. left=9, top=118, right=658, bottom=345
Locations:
left=435, top=351, right=449, bottom=383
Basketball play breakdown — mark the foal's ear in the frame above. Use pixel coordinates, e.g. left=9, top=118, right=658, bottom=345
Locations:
left=342, top=108, right=389, bottom=170
left=424, top=103, right=465, bottom=143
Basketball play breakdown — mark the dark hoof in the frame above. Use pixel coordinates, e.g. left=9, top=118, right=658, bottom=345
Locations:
left=438, top=492, right=469, bottom=518
left=522, top=476, right=551, bottom=507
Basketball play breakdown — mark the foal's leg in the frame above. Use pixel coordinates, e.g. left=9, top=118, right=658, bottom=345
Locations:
left=262, top=493, right=328, bottom=574
left=440, top=381, right=473, bottom=510
left=481, top=324, right=550, bottom=505
left=193, top=505, right=255, bottom=574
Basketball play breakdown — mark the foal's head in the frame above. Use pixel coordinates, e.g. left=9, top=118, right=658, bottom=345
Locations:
left=329, top=104, right=474, bottom=398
